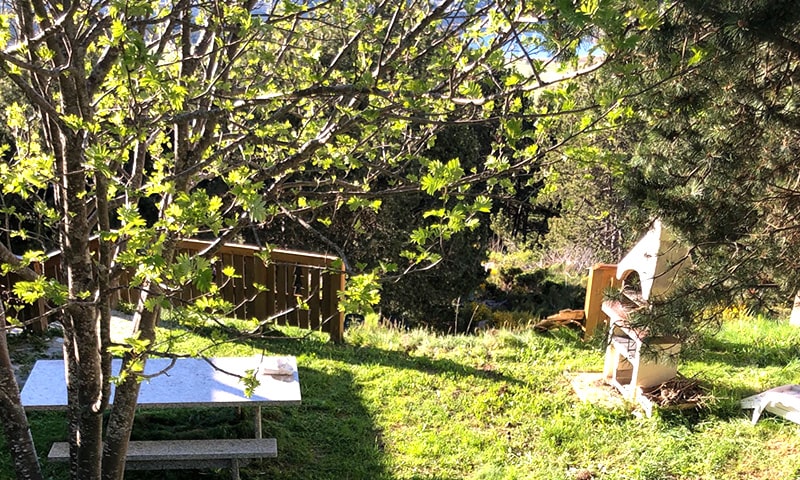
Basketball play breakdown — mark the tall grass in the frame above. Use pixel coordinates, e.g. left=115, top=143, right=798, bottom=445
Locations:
left=2, top=314, right=799, bottom=479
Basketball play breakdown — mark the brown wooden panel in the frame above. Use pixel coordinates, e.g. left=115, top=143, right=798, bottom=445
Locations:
left=321, top=272, right=332, bottom=334
left=276, top=264, right=288, bottom=325
left=583, top=263, right=622, bottom=341
left=242, top=255, right=255, bottom=320
left=233, top=253, right=246, bottom=319
left=297, top=266, right=310, bottom=329
left=6, top=239, right=345, bottom=341
left=309, top=269, right=321, bottom=330
left=331, top=262, right=346, bottom=342
left=220, top=253, right=235, bottom=317
left=287, top=266, right=299, bottom=326
left=177, top=239, right=337, bottom=267
left=119, top=270, right=133, bottom=306
left=252, top=259, right=268, bottom=322
left=270, top=250, right=334, bottom=268
left=43, top=255, right=61, bottom=281
left=266, top=263, right=276, bottom=319
left=322, top=260, right=345, bottom=342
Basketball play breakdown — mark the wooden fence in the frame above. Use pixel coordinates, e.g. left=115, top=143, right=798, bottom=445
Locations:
left=1, top=240, right=346, bottom=342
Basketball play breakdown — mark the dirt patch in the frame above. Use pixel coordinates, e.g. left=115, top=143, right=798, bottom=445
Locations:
left=568, top=372, right=627, bottom=409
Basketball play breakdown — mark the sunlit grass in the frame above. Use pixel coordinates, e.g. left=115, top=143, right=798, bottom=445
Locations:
left=2, top=313, right=800, bottom=479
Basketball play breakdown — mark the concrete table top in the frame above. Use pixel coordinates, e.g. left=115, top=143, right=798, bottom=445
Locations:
left=20, top=356, right=301, bottom=410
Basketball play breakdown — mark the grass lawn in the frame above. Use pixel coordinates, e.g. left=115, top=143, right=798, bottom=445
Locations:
left=2, top=315, right=800, bottom=479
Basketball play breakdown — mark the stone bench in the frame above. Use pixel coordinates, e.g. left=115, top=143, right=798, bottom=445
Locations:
left=48, top=438, right=277, bottom=480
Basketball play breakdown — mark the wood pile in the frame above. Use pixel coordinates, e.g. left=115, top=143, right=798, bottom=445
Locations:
left=640, top=374, right=712, bottom=409
left=534, top=309, right=585, bottom=332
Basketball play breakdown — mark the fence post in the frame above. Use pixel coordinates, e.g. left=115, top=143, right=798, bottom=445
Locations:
left=583, top=264, right=621, bottom=341
left=30, top=261, right=48, bottom=333
left=324, top=260, right=345, bottom=343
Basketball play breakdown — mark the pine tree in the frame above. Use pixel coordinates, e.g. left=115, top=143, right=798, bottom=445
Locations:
left=621, top=0, right=800, bottom=327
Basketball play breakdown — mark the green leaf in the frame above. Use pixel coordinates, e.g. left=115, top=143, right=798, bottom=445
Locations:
left=221, top=265, right=239, bottom=278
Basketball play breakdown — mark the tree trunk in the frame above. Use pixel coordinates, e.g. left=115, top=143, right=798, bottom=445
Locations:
left=101, top=285, right=161, bottom=480
left=0, top=301, right=44, bottom=480
left=58, top=130, right=104, bottom=480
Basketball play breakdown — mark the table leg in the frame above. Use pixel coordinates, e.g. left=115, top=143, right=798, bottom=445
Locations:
left=253, top=406, right=262, bottom=439
left=230, top=458, right=240, bottom=480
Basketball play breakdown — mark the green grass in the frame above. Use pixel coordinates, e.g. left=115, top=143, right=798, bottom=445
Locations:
left=3, top=315, right=800, bottom=479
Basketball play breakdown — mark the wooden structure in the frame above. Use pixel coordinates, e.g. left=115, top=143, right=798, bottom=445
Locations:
left=741, top=384, right=800, bottom=425
left=615, top=219, right=690, bottom=302
left=590, top=220, right=688, bottom=409
left=602, top=300, right=680, bottom=404
left=1, top=240, right=346, bottom=342
left=583, top=264, right=622, bottom=340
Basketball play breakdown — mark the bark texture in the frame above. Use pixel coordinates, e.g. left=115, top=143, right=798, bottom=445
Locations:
left=0, top=302, right=44, bottom=480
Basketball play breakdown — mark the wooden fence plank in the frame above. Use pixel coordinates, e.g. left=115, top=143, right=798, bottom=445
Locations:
left=243, top=255, right=257, bottom=320
left=287, top=266, right=299, bottom=326
left=323, top=260, right=345, bottom=343
left=309, top=269, right=321, bottom=330
left=266, top=263, right=276, bottom=321
left=233, top=253, right=246, bottom=319
left=5, top=240, right=344, bottom=341
left=276, top=265, right=288, bottom=326
left=252, top=258, right=268, bottom=322
left=220, top=253, right=235, bottom=317
left=297, top=266, right=310, bottom=329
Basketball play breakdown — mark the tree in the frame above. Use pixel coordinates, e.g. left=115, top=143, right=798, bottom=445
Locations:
left=0, top=1, right=656, bottom=479
left=614, top=0, right=800, bottom=335
left=255, top=122, right=496, bottom=330
left=535, top=71, right=646, bottom=267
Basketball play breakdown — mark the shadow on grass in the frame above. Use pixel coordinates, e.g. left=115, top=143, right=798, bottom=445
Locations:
left=173, top=323, right=521, bottom=480
left=676, top=335, right=800, bottom=422
left=183, top=321, right=523, bottom=384
left=686, top=336, right=800, bottom=369
left=265, top=336, right=523, bottom=386
left=16, top=365, right=395, bottom=480
left=7, top=333, right=474, bottom=479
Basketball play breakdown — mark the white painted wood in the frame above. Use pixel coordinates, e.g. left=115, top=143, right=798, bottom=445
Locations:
left=602, top=301, right=680, bottom=403
left=741, top=384, right=800, bottom=424
left=615, top=219, right=690, bottom=301
left=49, top=438, right=277, bottom=479
left=790, top=291, right=800, bottom=326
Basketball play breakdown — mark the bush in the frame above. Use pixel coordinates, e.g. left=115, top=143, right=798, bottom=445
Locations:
left=475, top=261, right=586, bottom=322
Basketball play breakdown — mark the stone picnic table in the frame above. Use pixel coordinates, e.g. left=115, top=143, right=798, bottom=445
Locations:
left=20, top=355, right=301, bottom=479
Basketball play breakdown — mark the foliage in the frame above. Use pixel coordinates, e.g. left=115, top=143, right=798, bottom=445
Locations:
left=478, top=260, right=586, bottom=320
left=5, top=315, right=800, bottom=479
left=617, top=0, right=800, bottom=322
left=254, top=123, right=496, bottom=330
left=502, top=69, right=646, bottom=265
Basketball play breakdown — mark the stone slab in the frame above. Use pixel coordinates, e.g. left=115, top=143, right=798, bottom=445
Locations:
left=20, top=356, right=301, bottom=410
left=48, top=438, right=278, bottom=462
